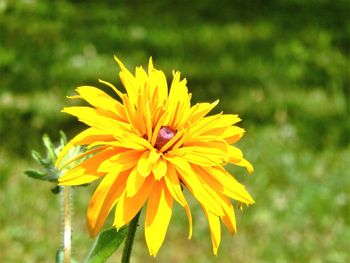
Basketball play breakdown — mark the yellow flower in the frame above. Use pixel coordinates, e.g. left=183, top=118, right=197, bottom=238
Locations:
left=57, top=56, right=254, bottom=256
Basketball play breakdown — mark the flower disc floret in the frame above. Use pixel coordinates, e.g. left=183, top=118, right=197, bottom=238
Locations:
left=154, top=126, right=177, bottom=151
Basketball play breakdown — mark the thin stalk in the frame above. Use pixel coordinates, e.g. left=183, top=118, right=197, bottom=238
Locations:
left=63, top=186, right=72, bottom=263
left=121, top=210, right=141, bottom=263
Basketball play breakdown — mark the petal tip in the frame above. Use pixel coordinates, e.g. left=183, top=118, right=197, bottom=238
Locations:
left=114, top=55, right=126, bottom=70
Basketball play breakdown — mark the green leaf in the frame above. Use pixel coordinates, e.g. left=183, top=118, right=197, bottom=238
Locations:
left=43, top=133, right=57, bottom=161
left=31, top=150, right=51, bottom=168
left=25, top=170, right=48, bottom=180
left=25, top=169, right=59, bottom=182
left=59, top=130, right=68, bottom=146
left=85, top=226, right=128, bottom=263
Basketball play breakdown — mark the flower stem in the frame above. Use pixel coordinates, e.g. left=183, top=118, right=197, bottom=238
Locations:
left=121, top=210, right=141, bottom=263
left=63, top=186, right=72, bottom=263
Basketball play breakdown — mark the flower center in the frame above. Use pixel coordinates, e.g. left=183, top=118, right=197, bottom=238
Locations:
left=154, top=126, right=177, bottom=151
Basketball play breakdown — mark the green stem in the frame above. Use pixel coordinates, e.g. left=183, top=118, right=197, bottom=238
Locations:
left=121, top=210, right=141, bottom=263
left=63, top=186, right=72, bottom=263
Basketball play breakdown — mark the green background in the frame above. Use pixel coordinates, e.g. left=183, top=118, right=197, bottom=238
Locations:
left=0, top=0, right=349, bottom=262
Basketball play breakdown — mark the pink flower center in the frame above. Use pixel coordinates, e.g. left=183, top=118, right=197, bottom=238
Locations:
left=154, top=126, right=177, bottom=150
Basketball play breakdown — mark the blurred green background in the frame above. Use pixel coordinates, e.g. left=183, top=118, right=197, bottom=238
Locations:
left=0, top=0, right=349, bottom=262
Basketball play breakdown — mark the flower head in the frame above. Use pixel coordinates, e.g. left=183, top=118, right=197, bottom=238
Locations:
left=57, top=56, right=254, bottom=256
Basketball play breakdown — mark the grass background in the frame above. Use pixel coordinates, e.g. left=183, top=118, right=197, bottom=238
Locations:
left=0, top=0, right=349, bottom=262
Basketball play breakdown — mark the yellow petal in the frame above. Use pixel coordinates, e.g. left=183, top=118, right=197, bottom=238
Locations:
left=134, top=92, right=147, bottom=136
left=219, top=193, right=237, bottom=234
left=166, top=157, right=223, bottom=216
left=114, top=175, right=154, bottom=229
left=62, top=106, right=132, bottom=134
left=143, top=101, right=153, bottom=141
left=58, top=146, right=105, bottom=171
left=164, top=162, right=192, bottom=239
left=166, top=71, right=191, bottom=128
left=182, top=138, right=228, bottom=151
left=190, top=166, right=237, bottom=235
left=203, top=207, right=221, bottom=256
left=186, top=100, right=219, bottom=124
left=145, top=180, right=173, bottom=256
left=56, top=127, right=114, bottom=167
left=59, top=148, right=116, bottom=185
left=74, top=85, right=126, bottom=120
left=115, top=131, right=152, bottom=151
left=172, top=99, right=191, bottom=129
left=121, top=94, right=143, bottom=135
left=150, top=110, right=171, bottom=146
left=215, top=114, right=241, bottom=127
left=59, top=174, right=98, bottom=186
left=192, top=165, right=238, bottom=233
left=170, top=145, right=228, bottom=166
left=236, top=158, right=254, bottom=174
left=203, top=166, right=255, bottom=204
left=187, top=113, right=241, bottom=138
left=148, top=58, right=168, bottom=103
left=227, top=145, right=244, bottom=163
left=126, top=167, right=146, bottom=197
left=137, top=150, right=160, bottom=177
left=114, top=55, right=139, bottom=105
left=98, top=150, right=142, bottom=174
left=98, top=78, right=124, bottom=99
left=152, top=157, right=167, bottom=180
left=168, top=71, right=188, bottom=105
left=87, top=170, right=129, bottom=237
left=221, top=126, right=245, bottom=144
left=135, top=66, right=148, bottom=87
left=187, top=114, right=222, bottom=137
left=192, top=165, right=230, bottom=216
